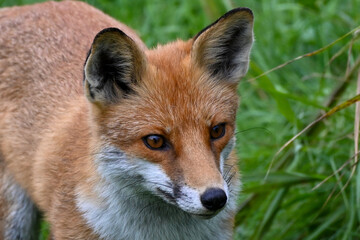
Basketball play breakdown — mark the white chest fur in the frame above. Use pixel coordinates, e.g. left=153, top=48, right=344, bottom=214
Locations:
left=76, top=180, right=236, bottom=240
left=76, top=146, right=239, bottom=240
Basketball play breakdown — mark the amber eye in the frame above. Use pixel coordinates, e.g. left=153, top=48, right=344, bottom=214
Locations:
left=210, top=123, right=226, bottom=140
left=143, top=135, right=167, bottom=150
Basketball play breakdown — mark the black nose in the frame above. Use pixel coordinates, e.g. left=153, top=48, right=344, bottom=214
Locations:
left=200, top=188, right=227, bottom=211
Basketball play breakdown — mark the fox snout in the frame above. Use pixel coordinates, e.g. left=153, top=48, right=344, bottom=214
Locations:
left=158, top=178, right=230, bottom=218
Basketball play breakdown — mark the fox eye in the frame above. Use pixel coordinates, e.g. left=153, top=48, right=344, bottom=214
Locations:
left=143, top=135, right=167, bottom=150
left=210, top=123, right=226, bottom=140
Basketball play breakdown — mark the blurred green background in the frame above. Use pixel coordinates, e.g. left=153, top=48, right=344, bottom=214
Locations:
left=1, top=0, right=360, bottom=239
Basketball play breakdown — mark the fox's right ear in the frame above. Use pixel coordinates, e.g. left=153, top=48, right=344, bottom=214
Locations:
left=84, top=28, right=146, bottom=104
left=192, top=8, right=254, bottom=83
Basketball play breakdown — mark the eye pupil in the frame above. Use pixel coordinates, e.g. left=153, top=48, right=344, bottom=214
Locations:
left=210, top=123, right=225, bottom=139
left=143, top=135, right=165, bottom=150
left=149, top=136, right=160, bottom=145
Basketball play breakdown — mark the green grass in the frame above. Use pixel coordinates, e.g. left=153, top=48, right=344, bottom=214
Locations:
left=2, top=0, right=360, bottom=239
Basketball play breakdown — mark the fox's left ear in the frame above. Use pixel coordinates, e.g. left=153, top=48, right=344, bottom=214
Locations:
left=84, top=28, right=146, bottom=105
left=192, top=8, right=254, bottom=83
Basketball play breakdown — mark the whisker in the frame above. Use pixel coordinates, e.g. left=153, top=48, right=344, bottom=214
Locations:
left=235, top=126, right=274, bottom=136
left=226, top=172, right=236, bottom=186
left=223, top=164, right=235, bottom=180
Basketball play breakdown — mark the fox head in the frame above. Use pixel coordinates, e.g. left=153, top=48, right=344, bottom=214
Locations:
left=83, top=8, right=253, bottom=218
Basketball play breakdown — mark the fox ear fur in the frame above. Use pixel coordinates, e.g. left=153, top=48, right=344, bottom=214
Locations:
left=84, top=28, right=146, bottom=104
left=192, top=8, right=254, bottom=83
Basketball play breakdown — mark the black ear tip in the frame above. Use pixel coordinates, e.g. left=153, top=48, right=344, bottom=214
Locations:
left=223, top=7, right=253, bottom=21
left=194, top=7, right=253, bottom=40
left=93, top=27, right=128, bottom=43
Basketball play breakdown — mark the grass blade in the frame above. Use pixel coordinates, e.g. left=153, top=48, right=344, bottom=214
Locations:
left=250, top=189, right=288, bottom=240
left=356, top=70, right=360, bottom=224
left=312, top=152, right=360, bottom=190
left=247, top=26, right=360, bottom=83
left=353, top=69, right=360, bottom=175
left=267, top=93, right=360, bottom=179
left=342, top=186, right=356, bottom=240
left=304, top=206, right=344, bottom=240
left=250, top=62, right=297, bottom=124
left=243, top=172, right=321, bottom=193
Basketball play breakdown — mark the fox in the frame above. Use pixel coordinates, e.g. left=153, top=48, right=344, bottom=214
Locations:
left=0, top=1, right=253, bottom=239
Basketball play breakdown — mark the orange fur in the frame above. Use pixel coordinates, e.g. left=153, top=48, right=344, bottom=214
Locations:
left=0, top=2, right=253, bottom=239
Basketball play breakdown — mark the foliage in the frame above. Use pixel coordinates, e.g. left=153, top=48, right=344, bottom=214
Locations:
left=1, top=0, right=359, bottom=239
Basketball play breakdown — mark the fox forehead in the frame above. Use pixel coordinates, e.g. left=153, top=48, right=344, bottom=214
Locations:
left=96, top=40, right=239, bottom=140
